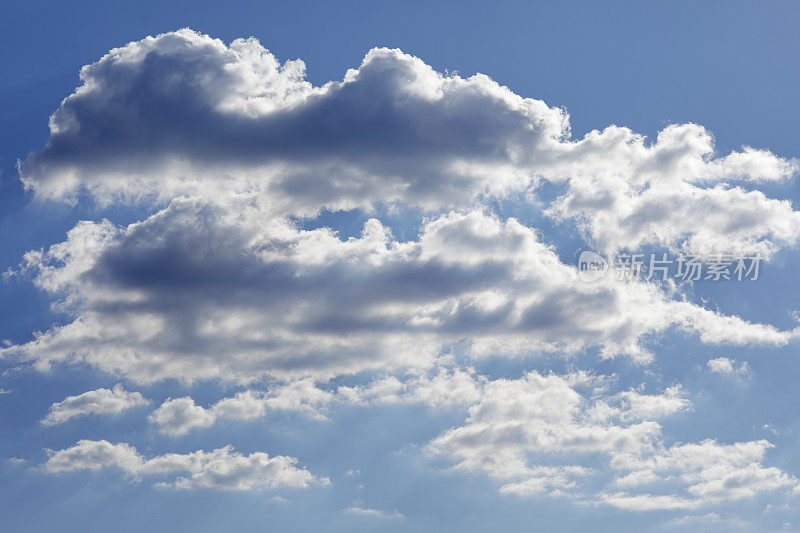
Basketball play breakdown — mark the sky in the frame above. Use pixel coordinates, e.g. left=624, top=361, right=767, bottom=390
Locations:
left=2, top=1, right=800, bottom=531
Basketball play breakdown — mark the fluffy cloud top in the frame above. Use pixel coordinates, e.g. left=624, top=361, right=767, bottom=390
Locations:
left=42, top=384, right=149, bottom=425
left=45, top=440, right=328, bottom=491
left=19, top=29, right=799, bottom=255
left=20, top=29, right=566, bottom=214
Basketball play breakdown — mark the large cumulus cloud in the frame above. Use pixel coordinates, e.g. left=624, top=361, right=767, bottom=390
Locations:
left=19, top=29, right=800, bottom=255
left=8, top=29, right=800, bottom=382
left=5, top=199, right=794, bottom=382
left=20, top=29, right=566, bottom=214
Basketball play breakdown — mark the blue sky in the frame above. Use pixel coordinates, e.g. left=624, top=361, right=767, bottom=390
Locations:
left=3, top=2, right=800, bottom=531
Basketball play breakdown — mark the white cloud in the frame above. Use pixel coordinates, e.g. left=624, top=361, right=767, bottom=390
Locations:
left=150, top=369, right=482, bottom=435
left=149, top=382, right=332, bottom=436
left=428, top=371, right=668, bottom=481
left=615, top=384, right=692, bottom=420
left=212, top=389, right=269, bottom=420
left=497, top=465, right=592, bottom=497
left=42, top=384, right=149, bottom=425
left=597, top=492, right=701, bottom=511
left=337, top=367, right=484, bottom=407
left=19, top=29, right=799, bottom=260
left=262, top=379, right=335, bottom=419
left=46, top=439, right=143, bottom=473
left=545, top=129, right=800, bottom=257
left=428, top=371, right=798, bottom=510
left=147, top=397, right=217, bottom=436
left=5, top=30, right=798, bottom=386
left=44, top=440, right=328, bottom=491
left=9, top=29, right=800, bottom=518
left=5, top=205, right=795, bottom=383
left=707, top=357, right=750, bottom=376
left=344, top=506, right=404, bottom=519
left=20, top=29, right=566, bottom=215
left=609, top=439, right=799, bottom=507
left=664, top=511, right=752, bottom=531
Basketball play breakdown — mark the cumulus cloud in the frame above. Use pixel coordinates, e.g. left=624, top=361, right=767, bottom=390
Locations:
left=42, top=384, right=149, bottom=425
left=149, top=381, right=332, bottom=436
left=337, top=367, right=484, bottom=407
left=5, top=204, right=795, bottom=383
left=19, top=29, right=799, bottom=257
left=9, top=29, right=800, bottom=518
left=427, top=371, right=798, bottom=510
left=5, top=29, right=799, bottom=386
left=147, top=397, right=217, bottom=436
left=151, top=369, right=482, bottom=435
left=607, top=439, right=798, bottom=508
left=44, top=439, right=328, bottom=491
left=20, top=29, right=566, bottom=214
left=545, top=125, right=800, bottom=257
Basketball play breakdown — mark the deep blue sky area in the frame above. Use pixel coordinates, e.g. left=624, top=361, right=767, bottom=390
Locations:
left=3, top=2, right=800, bottom=532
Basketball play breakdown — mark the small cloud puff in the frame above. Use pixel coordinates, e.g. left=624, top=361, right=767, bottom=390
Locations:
left=42, top=384, right=149, bottom=425
left=707, top=357, right=751, bottom=377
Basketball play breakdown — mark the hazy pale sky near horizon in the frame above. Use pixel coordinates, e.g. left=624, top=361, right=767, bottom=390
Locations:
left=3, top=2, right=800, bottom=532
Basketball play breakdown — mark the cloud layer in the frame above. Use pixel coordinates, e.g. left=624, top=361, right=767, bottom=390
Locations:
left=148, top=369, right=481, bottom=435
left=9, top=29, right=800, bottom=383
left=6, top=203, right=795, bottom=383
left=9, top=29, right=800, bottom=519
left=428, top=371, right=797, bottom=510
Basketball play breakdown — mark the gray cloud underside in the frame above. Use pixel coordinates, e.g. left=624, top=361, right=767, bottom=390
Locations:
left=6, top=200, right=794, bottom=382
